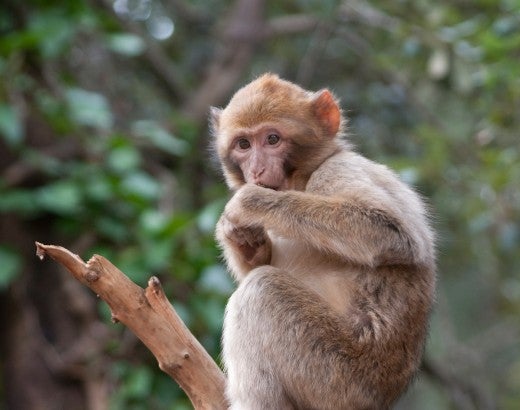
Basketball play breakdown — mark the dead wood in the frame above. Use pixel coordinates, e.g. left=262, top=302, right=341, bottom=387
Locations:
left=35, top=242, right=228, bottom=410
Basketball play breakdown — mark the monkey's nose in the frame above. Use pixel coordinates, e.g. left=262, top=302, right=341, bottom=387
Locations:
left=253, top=168, right=265, bottom=178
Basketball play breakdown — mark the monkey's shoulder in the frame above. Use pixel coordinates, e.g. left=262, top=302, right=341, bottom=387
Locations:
left=306, top=150, right=404, bottom=197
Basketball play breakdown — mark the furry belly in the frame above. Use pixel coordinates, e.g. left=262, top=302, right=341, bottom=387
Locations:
left=269, top=234, right=355, bottom=315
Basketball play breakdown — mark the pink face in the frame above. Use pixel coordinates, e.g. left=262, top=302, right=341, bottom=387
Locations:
left=228, top=125, right=290, bottom=190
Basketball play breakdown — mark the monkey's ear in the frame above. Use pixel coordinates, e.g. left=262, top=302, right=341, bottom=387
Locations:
left=311, top=90, right=341, bottom=137
left=209, top=107, right=222, bottom=135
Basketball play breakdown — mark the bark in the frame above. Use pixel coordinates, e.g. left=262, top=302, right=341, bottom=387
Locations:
left=35, top=242, right=228, bottom=410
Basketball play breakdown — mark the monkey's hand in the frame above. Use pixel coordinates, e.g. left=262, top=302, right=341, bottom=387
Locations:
left=221, top=216, right=272, bottom=265
left=224, top=184, right=278, bottom=220
left=216, top=212, right=272, bottom=280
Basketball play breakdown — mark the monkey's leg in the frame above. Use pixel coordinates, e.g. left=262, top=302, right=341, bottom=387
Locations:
left=222, top=266, right=366, bottom=410
left=222, top=267, right=296, bottom=409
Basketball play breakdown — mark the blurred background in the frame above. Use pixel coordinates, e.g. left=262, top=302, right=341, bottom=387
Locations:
left=0, top=0, right=519, bottom=409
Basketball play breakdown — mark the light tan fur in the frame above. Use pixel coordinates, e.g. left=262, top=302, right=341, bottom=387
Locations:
left=211, top=73, right=436, bottom=410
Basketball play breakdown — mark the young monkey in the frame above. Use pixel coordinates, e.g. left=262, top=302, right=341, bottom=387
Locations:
left=211, top=73, right=436, bottom=410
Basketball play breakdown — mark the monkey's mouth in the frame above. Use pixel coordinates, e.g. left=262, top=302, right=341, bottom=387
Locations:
left=256, top=183, right=279, bottom=191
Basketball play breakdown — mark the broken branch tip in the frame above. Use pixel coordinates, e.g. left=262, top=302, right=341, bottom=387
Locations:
left=149, top=276, right=162, bottom=289
left=35, top=241, right=47, bottom=260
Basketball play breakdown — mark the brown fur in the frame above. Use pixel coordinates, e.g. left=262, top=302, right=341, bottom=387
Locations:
left=211, top=73, right=436, bottom=409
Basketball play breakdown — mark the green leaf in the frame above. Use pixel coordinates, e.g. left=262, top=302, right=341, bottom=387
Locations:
left=197, top=198, right=225, bottom=234
left=0, top=189, right=39, bottom=214
left=65, top=88, right=113, bottom=130
left=141, top=239, right=173, bottom=271
left=84, top=175, right=113, bottom=201
left=131, top=120, right=188, bottom=155
left=198, top=264, right=233, bottom=295
left=120, top=171, right=160, bottom=201
left=36, top=181, right=82, bottom=214
left=139, top=209, right=168, bottom=234
left=107, top=145, right=141, bottom=173
left=0, top=104, right=23, bottom=146
left=28, top=12, right=76, bottom=58
left=0, top=247, right=22, bottom=288
left=194, top=296, right=225, bottom=333
left=106, top=33, right=146, bottom=56
left=96, top=217, right=129, bottom=242
left=125, top=366, right=153, bottom=398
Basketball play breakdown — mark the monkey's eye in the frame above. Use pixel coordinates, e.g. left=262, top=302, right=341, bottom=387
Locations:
left=267, top=134, right=280, bottom=145
left=237, top=138, right=250, bottom=150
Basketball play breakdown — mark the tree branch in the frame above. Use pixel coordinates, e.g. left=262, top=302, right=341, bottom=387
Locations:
left=181, top=0, right=266, bottom=122
left=35, top=242, right=228, bottom=410
left=265, top=14, right=319, bottom=37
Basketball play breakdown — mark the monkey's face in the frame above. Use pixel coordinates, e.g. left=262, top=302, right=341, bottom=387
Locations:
left=210, top=73, right=343, bottom=191
left=225, top=125, right=291, bottom=190
left=213, top=112, right=309, bottom=191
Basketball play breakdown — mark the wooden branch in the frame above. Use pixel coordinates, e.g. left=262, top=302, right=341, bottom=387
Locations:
left=181, top=0, right=266, bottom=122
left=265, top=14, right=319, bottom=37
left=35, top=242, right=228, bottom=410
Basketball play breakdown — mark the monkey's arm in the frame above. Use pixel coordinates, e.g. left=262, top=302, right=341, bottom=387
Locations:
left=225, top=184, right=431, bottom=268
left=215, top=214, right=272, bottom=281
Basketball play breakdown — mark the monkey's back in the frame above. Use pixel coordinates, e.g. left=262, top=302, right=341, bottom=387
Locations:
left=267, top=150, right=436, bottom=407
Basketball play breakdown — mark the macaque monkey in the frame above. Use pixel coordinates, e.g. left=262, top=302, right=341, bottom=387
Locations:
left=210, top=73, right=436, bottom=410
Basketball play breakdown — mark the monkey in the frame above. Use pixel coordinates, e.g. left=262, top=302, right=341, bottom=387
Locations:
left=210, top=73, right=436, bottom=410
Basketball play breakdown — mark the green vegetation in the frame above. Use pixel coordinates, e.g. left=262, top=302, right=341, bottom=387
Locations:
left=0, top=0, right=519, bottom=409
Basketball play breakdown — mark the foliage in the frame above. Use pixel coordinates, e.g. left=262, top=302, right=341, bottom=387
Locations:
left=0, top=0, right=519, bottom=409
